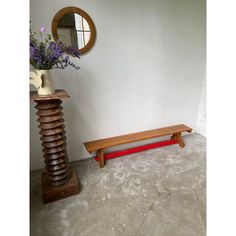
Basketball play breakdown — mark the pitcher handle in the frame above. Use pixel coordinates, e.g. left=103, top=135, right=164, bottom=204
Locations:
left=30, top=71, right=42, bottom=89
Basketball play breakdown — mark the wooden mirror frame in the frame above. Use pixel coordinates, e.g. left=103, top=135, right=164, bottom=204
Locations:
left=51, top=7, right=96, bottom=55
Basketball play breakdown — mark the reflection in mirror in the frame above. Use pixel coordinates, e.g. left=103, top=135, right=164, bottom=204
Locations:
left=57, top=13, right=91, bottom=50
left=51, top=7, right=96, bottom=55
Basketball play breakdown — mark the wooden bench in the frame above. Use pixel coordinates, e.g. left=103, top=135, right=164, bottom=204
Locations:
left=84, top=124, right=192, bottom=168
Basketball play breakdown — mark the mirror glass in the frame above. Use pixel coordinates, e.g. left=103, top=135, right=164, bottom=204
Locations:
left=57, top=13, right=91, bottom=50
left=51, top=7, right=96, bottom=55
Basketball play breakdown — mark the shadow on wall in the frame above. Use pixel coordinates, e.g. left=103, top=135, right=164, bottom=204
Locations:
left=63, top=68, right=99, bottom=161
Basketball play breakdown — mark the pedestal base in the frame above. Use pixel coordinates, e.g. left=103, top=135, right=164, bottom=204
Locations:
left=41, top=167, right=80, bottom=204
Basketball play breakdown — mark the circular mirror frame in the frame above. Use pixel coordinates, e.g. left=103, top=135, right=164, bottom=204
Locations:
left=51, top=7, right=96, bottom=55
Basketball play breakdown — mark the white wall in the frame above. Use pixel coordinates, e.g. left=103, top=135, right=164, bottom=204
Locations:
left=30, top=0, right=206, bottom=170
left=196, top=75, right=206, bottom=137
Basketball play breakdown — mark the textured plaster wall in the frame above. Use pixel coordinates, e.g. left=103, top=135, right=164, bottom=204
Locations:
left=196, top=76, right=206, bottom=137
left=30, top=0, right=206, bottom=170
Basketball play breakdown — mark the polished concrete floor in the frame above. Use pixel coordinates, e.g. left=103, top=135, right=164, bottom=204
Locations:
left=30, top=133, right=206, bottom=236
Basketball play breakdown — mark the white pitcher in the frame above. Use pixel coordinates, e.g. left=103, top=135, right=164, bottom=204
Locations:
left=30, top=70, right=55, bottom=95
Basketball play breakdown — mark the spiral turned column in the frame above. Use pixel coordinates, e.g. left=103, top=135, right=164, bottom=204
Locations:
left=31, top=90, right=80, bottom=203
left=36, top=99, right=71, bottom=186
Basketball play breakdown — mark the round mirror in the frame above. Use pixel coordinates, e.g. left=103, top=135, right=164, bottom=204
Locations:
left=51, top=7, right=96, bottom=55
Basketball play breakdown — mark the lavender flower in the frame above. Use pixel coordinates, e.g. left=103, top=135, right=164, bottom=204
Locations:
left=39, top=26, right=46, bottom=33
left=30, top=26, right=80, bottom=70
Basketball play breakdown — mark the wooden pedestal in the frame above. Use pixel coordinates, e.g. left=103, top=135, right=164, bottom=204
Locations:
left=31, top=90, right=80, bottom=203
left=42, top=167, right=80, bottom=204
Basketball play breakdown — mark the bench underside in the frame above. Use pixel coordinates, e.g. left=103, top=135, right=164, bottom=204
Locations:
left=94, top=139, right=178, bottom=162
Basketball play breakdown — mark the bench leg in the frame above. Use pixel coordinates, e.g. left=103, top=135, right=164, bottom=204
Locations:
left=171, top=133, right=185, bottom=148
left=97, top=149, right=105, bottom=168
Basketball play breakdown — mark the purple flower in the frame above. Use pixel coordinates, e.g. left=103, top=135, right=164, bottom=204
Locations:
left=65, top=46, right=80, bottom=58
left=39, top=26, right=46, bottom=33
left=30, top=26, right=80, bottom=70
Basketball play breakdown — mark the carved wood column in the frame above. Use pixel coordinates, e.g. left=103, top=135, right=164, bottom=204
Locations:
left=31, top=90, right=80, bottom=203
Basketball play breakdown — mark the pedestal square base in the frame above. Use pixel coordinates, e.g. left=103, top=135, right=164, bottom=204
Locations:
left=41, top=167, right=80, bottom=204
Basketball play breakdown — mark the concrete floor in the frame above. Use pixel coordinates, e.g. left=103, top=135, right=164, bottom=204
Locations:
left=30, top=133, right=206, bottom=236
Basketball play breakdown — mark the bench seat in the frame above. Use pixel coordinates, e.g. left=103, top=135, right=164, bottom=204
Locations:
left=84, top=124, right=192, bottom=168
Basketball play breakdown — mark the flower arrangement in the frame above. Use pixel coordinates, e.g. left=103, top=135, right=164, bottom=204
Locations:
left=30, top=26, right=80, bottom=70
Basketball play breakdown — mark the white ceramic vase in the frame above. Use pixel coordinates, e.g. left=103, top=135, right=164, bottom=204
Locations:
left=30, top=70, right=55, bottom=95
